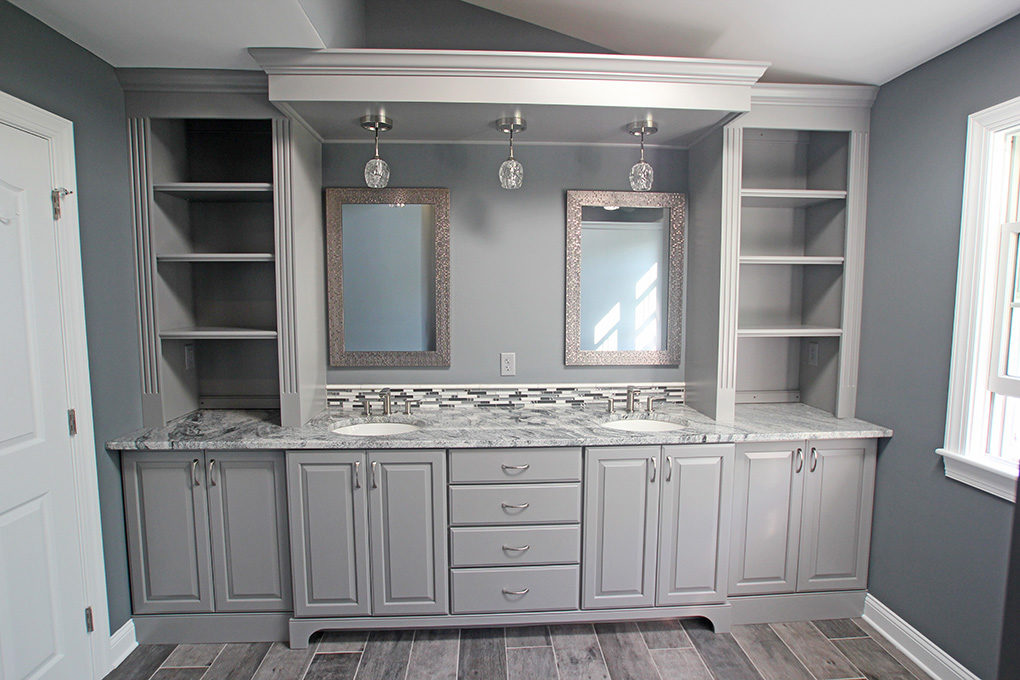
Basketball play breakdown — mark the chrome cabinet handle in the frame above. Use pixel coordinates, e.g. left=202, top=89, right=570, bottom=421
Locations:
left=191, top=459, right=200, bottom=487
left=502, top=544, right=530, bottom=552
left=810, top=447, right=818, bottom=472
left=649, top=456, right=657, bottom=483
left=208, top=459, right=217, bottom=486
left=354, top=460, right=361, bottom=489
left=665, top=455, right=673, bottom=482
left=502, top=587, right=530, bottom=596
left=795, top=448, right=804, bottom=473
left=371, top=460, right=378, bottom=488
left=501, top=502, right=530, bottom=510
left=501, top=463, right=530, bottom=472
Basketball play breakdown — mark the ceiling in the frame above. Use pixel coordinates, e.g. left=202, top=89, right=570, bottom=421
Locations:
left=9, top=0, right=1020, bottom=84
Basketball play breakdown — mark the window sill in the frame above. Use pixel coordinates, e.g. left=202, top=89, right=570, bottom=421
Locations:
left=936, top=448, right=1018, bottom=502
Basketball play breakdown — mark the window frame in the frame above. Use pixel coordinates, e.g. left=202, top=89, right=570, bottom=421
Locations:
left=939, top=95, right=1020, bottom=503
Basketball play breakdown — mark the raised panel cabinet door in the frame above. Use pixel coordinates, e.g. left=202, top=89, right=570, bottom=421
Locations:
left=287, top=451, right=370, bottom=616
left=797, top=439, right=877, bottom=592
left=582, top=446, right=660, bottom=609
left=656, top=445, right=734, bottom=606
left=206, top=451, right=292, bottom=612
left=728, top=441, right=806, bottom=596
left=368, top=450, right=448, bottom=615
left=122, top=453, right=214, bottom=613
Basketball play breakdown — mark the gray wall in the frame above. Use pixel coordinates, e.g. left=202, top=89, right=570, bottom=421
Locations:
left=0, top=1, right=140, bottom=631
left=857, top=14, right=1020, bottom=679
left=324, top=142, right=688, bottom=383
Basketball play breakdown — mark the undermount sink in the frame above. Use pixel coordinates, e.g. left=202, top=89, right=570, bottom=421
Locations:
left=332, top=422, right=421, bottom=436
left=600, top=418, right=688, bottom=433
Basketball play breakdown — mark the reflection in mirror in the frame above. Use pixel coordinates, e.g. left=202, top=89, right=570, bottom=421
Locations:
left=326, top=187, right=450, bottom=367
left=566, top=191, right=685, bottom=366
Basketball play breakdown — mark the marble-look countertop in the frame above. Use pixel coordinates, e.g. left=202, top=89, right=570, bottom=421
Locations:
left=107, top=402, right=892, bottom=452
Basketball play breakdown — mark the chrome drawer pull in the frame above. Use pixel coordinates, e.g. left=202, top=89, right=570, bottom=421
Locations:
left=502, top=544, right=531, bottom=552
left=191, top=459, right=201, bottom=487
left=501, top=463, right=530, bottom=472
left=502, top=587, right=530, bottom=596
left=354, top=460, right=361, bottom=489
left=810, top=447, right=819, bottom=472
left=501, top=502, right=530, bottom=510
left=208, top=459, right=217, bottom=486
left=795, top=448, right=804, bottom=473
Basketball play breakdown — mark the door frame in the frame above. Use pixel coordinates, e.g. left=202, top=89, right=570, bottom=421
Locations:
left=0, top=89, right=115, bottom=679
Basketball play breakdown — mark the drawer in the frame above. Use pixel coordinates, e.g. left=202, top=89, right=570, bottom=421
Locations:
left=450, top=448, right=582, bottom=484
left=451, top=565, right=579, bottom=614
left=450, top=525, right=580, bottom=567
left=449, top=484, right=581, bottom=526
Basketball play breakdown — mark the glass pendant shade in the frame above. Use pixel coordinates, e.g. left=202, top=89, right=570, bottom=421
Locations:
left=360, top=114, right=393, bottom=189
left=495, top=116, right=526, bottom=191
left=626, top=120, right=658, bottom=192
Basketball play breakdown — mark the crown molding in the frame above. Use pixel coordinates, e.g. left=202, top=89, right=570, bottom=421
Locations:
left=751, top=83, right=878, bottom=108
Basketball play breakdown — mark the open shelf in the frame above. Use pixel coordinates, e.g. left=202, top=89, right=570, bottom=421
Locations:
left=736, top=335, right=840, bottom=412
left=159, top=327, right=279, bottom=340
left=152, top=182, right=273, bottom=202
left=739, top=255, right=844, bottom=265
left=742, top=129, right=849, bottom=191
left=737, top=325, right=843, bottom=338
left=741, top=188, right=847, bottom=207
left=157, top=253, right=275, bottom=263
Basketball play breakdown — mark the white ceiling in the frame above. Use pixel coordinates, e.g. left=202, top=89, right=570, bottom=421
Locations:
left=9, top=0, right=1020, bottom=83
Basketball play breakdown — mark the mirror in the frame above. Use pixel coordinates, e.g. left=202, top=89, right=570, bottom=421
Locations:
left=326, top=187, right=450, bottom=366
left=565, top=190, right=685, bottom=366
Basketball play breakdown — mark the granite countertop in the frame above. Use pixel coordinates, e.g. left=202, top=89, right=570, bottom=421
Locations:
left=107, top=402, right=892, bottom=451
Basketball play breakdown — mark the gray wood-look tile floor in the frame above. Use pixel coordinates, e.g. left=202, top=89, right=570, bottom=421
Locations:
left=105, top=618, right=933, bottom=680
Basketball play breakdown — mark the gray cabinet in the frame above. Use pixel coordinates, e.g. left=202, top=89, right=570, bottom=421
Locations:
left=123, top=450, right=291, bottom=614
left=368, top=450, right=448, bottom=615
left=729, top=439, right=876, bottom=596
left=287, top=451, right=370, bottom=617
left=583, top=446, right=660, bottom=609
left=287, top=449, right=448, bottom=617
left=656, top=445, right=733, bottom=606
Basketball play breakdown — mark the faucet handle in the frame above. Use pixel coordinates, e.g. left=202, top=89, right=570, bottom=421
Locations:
left=607, top=398, right=616, bottom=414
left=646, top=396, right=666, bottom=413
left=361, top=398, right=373, bottom=416
left=404, top=399, right=419, bottom=415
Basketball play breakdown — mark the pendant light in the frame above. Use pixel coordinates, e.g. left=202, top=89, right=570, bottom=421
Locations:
left=496, top=115, right=526, bottom=190
left=626, top=119, right=657, bottom=192
left=361, top=114, right=393, bottom=189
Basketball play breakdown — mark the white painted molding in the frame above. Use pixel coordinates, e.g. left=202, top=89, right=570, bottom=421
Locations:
left=937, top=448, right=1018, bottom=502
left=117, top=68, right=268, bottom=93
left=862, top=595, right=981, bottom=680
left=108, top=620, right=138, bottom=672
left=941, top=94, right=1020, bottom=500
left=751, top=83, right=878, bottom=108
left=0, top=89, right=110, bottom=679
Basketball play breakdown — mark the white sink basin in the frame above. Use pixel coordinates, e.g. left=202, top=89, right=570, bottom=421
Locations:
left=601, top=419, right=687, bottom=433
left=332, top=422, right=421, bottom=436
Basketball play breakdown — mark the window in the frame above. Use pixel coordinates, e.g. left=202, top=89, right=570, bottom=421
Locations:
left=941, top=97, right=1020, bottom=502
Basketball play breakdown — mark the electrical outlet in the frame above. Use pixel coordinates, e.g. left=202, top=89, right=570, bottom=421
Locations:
left=184, top=343, right=195, bottom=371
left=806, top=341, right=819, bottom=367
left=500, top=352, right=516, bottom=376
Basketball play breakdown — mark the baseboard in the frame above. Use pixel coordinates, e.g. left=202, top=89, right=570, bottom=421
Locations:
left=730, top=590, right=866, bottom=624
left=108, top=619, right=137, bottom=673
left=862, top=594, right=980, bottom=680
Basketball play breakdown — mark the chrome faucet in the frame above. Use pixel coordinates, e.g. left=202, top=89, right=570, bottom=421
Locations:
left=380, top=388, right=392, bottom=416
left=626, top=386, right=641, bottom=413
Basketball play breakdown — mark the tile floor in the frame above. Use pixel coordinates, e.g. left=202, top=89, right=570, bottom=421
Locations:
left=104, top=617, right=933, bottom=680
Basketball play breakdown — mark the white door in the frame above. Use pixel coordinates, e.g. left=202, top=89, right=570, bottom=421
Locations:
left=0, top=121, right=93, bottom=679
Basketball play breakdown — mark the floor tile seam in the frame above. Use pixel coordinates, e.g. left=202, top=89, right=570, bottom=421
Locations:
left=145, top=649, right=179, bottom=680
left=832, top=632, right=924, bottom=680
left=741, top=623, right=814, bottom=680
left=504, top=628, right=510, bottom=680
left=790, top=622, right=869, bottom=680
left=402, top=630, right=415, bottom=680
left=633, top=621, right=666, bottom=680
left=245, top=643, right=274, bottom=680
left=822, top=633, right=874, bottom=680
left=728, top=626, right=773, bottom=680
left=200, top=644, right=227, bottom=677
left=587, top=623, right=612, bottom=679
left=851, top=622, right=927, bottom=680
left=505, top=643, right=554, bottom=649
left=297, top=642, right=318, bottom=680
left=681, top=621, right=722, bottom=680
left=545, top=629, right=563, bottom=680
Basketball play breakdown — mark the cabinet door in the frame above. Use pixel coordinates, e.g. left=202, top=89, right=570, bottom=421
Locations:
left=287, top=451, right=370, bottom=617
left=368, top=450, right=448, bottom=615
left=122, top=453, right=214, bottom=613
left=797, top=439, right=876, bottom=592
left=582, top=446, right=660, bottom=609
left=657, top=445, right=733, bottom=606
left=729, top=441, right=805, bottom=596
left=206, top=451, right=292, bottom=612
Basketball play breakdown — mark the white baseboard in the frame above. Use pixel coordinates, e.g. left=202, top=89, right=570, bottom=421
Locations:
left=107, top=619, right=137, bottom=674
left=862, top=595, right=980, bottom=680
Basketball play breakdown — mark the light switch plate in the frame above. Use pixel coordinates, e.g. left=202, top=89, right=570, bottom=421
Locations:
left=806, top=341, right=819, bottom=367
left=500, top=352, right=516, bottom=376
left=184, top=343, right=195, bottom=371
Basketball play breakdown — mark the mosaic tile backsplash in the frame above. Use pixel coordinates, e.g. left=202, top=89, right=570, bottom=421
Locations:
left=327, top=383, right=686, bottom=410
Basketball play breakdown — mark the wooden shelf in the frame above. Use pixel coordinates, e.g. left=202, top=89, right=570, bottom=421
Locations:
left=741, top=188, right=847, bottom=207
left=153, top=182, right=273, bottom=202
left=160, top=327, right=278, bottom=340
left=157, top=253, right=275, bottom=263
left=739, top=255, right=844, bottom=265
left=737, top=326, right=843, bottom=338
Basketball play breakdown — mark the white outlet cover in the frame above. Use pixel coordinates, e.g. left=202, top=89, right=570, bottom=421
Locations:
left=500, top=352, right=516, bottom=376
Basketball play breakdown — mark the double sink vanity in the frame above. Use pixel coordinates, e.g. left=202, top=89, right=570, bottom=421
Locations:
left=111, top=397, right=889, bottom=647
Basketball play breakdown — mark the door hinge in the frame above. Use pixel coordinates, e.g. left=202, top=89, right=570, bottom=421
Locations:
left=84, top=606, right=94, bottom=633
left=68, top=408, right=77, bottom=436
left=51, top=188, right=72, bottom=220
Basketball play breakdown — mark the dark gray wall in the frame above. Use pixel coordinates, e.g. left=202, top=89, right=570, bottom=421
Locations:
left=857, top=14, right=1020, bottom=679
left=0, top=1, right=139, bottom=631
left=999, top=479, right=1020, bottom=678
left=324, top=142, right=688, bottom=383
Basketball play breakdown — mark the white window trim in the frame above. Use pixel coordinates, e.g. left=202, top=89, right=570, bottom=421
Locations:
left=939, top=95, right=1020, bottom=503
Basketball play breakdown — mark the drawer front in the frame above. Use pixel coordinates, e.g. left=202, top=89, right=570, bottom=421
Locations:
left=450, top=448, right=582, bottom=484
left=451, top=565, right=580, bottom=614
left=449, top=484, right=581, bottom=525
left=450, top=525, right=581, bottom=567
